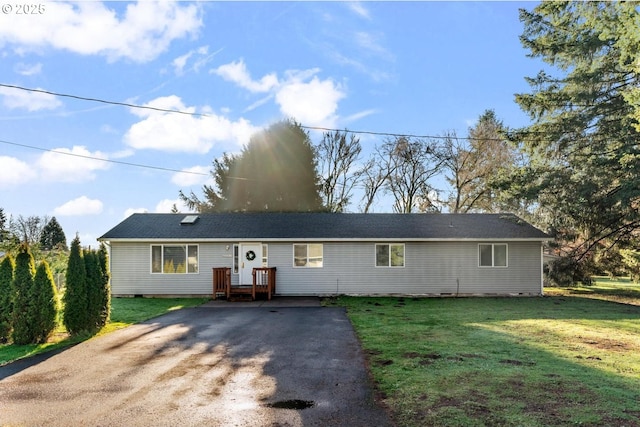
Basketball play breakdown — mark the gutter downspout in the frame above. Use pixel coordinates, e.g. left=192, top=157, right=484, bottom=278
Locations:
left=540, top=243, right=544, bottom=296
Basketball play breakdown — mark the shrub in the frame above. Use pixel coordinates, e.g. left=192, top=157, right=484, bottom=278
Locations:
left=84, top=249, right=101, bottom=329
left=545, top=256, right=594, bottom=287
left=11, top=244, right=37, bottom=344
left=97, top=243, right=111, bottom=326
left=0, top=254, right=15, bottom=343
left=63, top=236, right=88, bottom=334
left=620, top=249, right=640, bottom=283
left=34, top=260, right=59, bottom=342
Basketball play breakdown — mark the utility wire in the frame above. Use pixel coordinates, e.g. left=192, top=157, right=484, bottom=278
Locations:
left=0, top=139, right=209, bottom=176
left=0, top=83, right=208, bottom=118
left=0, top=83, right=531, bottom=178
left=0, top=83, right=503, bottom=141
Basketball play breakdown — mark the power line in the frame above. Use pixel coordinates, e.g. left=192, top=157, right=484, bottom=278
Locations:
left=0, top=83, right=209, bottom=118
left=0, top=139, right=209, bottom=176
left=0, top=138, right=263, bottom=181
left=0, top=83, right=532, bottom=178
left=0, top=83, right=500, bottom=141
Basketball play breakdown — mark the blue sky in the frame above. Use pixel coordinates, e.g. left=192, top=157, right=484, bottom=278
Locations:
left=0, top=1, right=545, bottom=245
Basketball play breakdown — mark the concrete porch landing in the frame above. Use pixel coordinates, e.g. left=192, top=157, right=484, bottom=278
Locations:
left=201, top=296, right=321, bottom=308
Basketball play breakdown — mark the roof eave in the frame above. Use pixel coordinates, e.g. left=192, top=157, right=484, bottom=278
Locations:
left=98, top=237, right=549, bottom=243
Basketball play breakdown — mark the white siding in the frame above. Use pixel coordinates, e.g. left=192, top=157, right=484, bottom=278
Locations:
left=110, top=242, right=236, bottom=296
left=109, top=240, right=543, bottom=296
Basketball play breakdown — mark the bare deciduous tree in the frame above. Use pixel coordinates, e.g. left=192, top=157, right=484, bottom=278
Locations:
left=317, top=130, right=364, bottom=212
left=384, top=136, right=444, bottom=213
left=443, top=110, right=518, bottom=213
left=359, top=147, right=396, bottom=213
left=10, top=215, right=49, bottom=245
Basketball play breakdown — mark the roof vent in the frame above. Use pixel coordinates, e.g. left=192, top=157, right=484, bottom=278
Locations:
left=180, top=215, right=199, bottom=225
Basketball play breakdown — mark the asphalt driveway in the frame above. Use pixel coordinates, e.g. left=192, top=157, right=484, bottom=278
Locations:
left=0, top=304, right=393, bottom=427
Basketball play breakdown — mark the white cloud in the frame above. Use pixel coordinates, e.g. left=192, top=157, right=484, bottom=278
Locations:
left=275, top=76, right=344, bottom=127
left=0, top=86, right=62, bottom=111
left=0, top=156, right=37, bottom=187
left=124, top=95, right=257, bottom=153
left=38, top=146, right=110, bottom=182
left=213, top=60, right=346, bottom=127
left=171, top=165, right=211, bottom=187
left=54, top=196, right=103, bottom=216
left=343, top=109, right=378, bottom=124
left=348, top=2, right=371, bottom=20
left=111, top=148, right=135, bottom=159
left=354, top=31, right=394, bottom=61
left=171, top=45, right=212, bottom=75
left=123, top=207, right=148, bottom=219
left=155, top=198, right=191, bottom=213
left=213, top=59, right=279, bottom=93
left=0, top=1, right=202, bottom=63
left=14, top=62, right=42, bottom=76
left=172, top=51, right=193, bottom=75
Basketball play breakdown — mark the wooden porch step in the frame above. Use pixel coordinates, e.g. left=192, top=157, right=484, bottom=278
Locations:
left=228, top=294, right=254, bottom=302
left=212, top=267, right=276, bottom=301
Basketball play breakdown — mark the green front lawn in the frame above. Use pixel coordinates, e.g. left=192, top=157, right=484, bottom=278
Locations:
left=330, top=281, right=640, bottom=426
left=0, top=297, right=207, bottom=365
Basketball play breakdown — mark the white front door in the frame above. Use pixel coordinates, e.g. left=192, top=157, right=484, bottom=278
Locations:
left=240, top=243, right=262, bottom=285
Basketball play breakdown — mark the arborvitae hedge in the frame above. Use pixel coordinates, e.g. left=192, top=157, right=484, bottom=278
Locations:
left=0, top=255, right=15, bottom=343
left=11, top=244, right=37, bottom=345
left=84, top=250, right=101, bottom=329
left=97, top=243, right=111, bottom=326
left=63, top=236, right=88, bottom=334
left=63, top=238, right=111, bottom=334
left=34, top=260, right=59, bottom=342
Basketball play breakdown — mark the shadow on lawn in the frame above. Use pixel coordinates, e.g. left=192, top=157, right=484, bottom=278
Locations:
left=347, top=296, right=640, bottom=427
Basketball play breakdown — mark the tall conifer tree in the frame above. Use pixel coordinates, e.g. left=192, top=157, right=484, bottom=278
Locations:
left=34, top=261, right=58, bottom=342
left=40, top=217, right=68, bottom=251
left=180, top=120, right=323, bottom=212
left=0, top=255, right=15, bottom=342
left=97, top=243, right=111, bottom=326
left=84, top=250, right=101, bottom=329
left=509, top=2, right=640, bottom=271
left=11, top=244, right=37, bottom=344
left=63, top=236, right=87, bottom=334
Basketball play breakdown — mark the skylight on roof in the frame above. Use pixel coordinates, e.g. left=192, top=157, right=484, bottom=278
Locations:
left=180, top=215, right=199, bottom=225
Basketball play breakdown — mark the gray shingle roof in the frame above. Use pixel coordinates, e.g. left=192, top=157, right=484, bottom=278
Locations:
left=99, top=213, right=549, bottom=241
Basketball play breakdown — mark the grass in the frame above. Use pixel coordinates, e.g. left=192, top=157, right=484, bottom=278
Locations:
left=0, top=297, right=207, bottom=365
left=329, top=278, right=640, bottom=427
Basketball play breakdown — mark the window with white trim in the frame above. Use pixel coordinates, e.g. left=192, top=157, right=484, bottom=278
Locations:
left=293, top=244, right=323, bottom=268
left=262, top=244, right=268, bottom=267
left=233, top=244, right=239, bottom=273
left=151, top=244, right=198, bottom=274
left=479, top=244, right=507, bottom=267
left=376, top=243, right=405, bottom=267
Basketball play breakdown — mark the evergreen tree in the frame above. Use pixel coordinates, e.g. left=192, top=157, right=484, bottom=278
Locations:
left=11, top=244, right=37, bottom=344
left=97, top=243, right=111, bottom=326
left=509, top=2, right=640, bottom=269
left=0, top=208, right=8, bottom=243
left=34, top=261, right=58, bottom=342
left=63, top=236, right=88, bottom=334
left=181, top=119, right=323, bottom=212
left=84, top=249, right=101, bottom=329
left=40, top=217, right=68, bottom=251
left=0, top=254, right=15, bottom=342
